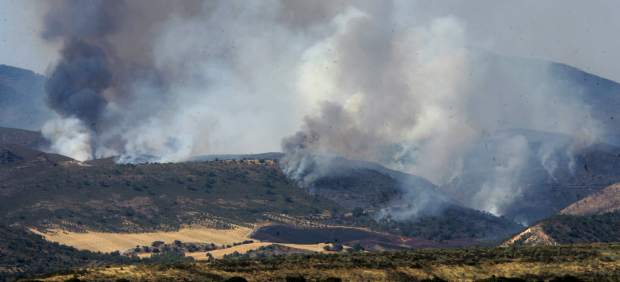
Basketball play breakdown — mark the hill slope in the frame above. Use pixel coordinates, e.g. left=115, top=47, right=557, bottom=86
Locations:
left=0, top=138, right=519, bottom=247
left=0, top=127, right=47, bottom=149
left=0, top=65, right=51, bottom=130
left=505, top=182, right=620, bottom=246
left=280, top=155, right=521, bottom=242
left=561, top=183, right=620, bottom=216
left=0, top=157, right=340, bottom=232
left=442, top=129, right=620, bottom=225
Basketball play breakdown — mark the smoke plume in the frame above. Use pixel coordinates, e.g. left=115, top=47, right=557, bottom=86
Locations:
left=40, top=0, right=203, bottom=161
left=37, top=1, right=606, bottom=219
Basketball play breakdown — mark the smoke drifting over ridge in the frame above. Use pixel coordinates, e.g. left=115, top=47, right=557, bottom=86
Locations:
left=37, top=1, right=606, bottom=218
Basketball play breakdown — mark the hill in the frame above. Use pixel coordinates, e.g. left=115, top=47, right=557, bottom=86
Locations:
left=549, top=62, right=620, bottom=145
left=434, top=53, right=620, bottom=225
left=441, top=129, right=620, bottom=225
left=280, top=155, right=521, bottom=242
left=0, top=157, right=340, bottom=232
left=560, top=183, right=620, bottom=216
left=504, top=182, right=620, bottom=246
left=0, top=127, right=47, bottom=149
left=0, top=139, right=520, bottom=254
left=0, top=65, right=51, bottom=130
left=0, top=143, right=71, bottom=166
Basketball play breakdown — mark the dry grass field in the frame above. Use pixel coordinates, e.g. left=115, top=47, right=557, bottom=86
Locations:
left=30, top=225, right=333, bottom=260
left=198, top=242, right=332, bottom=259
left=31, top=226, right=253, bottom=253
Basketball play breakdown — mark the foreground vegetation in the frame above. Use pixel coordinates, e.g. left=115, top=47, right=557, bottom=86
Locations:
left=32, top=244, right=620, bottom=282
left=543, top=211, right=620, bottom=244
left=0, top=225, right=136, bottom=282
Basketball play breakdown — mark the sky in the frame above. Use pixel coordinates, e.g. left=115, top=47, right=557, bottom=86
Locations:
left=1, top=0, right=620, bottom=82
left=0, top=0, right=58, bottom=73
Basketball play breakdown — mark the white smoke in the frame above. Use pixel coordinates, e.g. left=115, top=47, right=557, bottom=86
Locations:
left=41, top=116, right=93, bottom=161
left=471, top=135, right=530, bottom=216
left=279, top=2, right=604, bottom=218
left=37, top=1, right=605, bottom=218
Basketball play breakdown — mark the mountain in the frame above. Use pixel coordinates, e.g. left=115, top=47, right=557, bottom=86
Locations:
left=549, top=63, right=620, bottom=145
left=0, top=65, right=51, bottom=131
left=441, top=129, right=620, bottom=225
left=504, top=182, right=620, bottom=246
left=295, top=156, right=521, bottom=242
left=0, top=143, right=71, bottom=167
left=0, top=127, right=47, bottom=149
left=432, top=51, right=620, bottom=225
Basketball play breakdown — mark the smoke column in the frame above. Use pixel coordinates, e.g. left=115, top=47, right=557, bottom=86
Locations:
left=37, top=1, right=605, bottom=219
left=40, top=0, right=202, bottom=160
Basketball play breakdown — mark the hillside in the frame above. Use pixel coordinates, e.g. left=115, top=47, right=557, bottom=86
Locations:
left=0, top=127, right=47, bottom=149
left=549, top=62, right=620, bottom=145
left=0, top=65, right=50, bottom=130
left=0, top=139, right=521, bottom=256
left=561, top=183, right=620, bottom=215
left=0, top=157, right=340, bottom=232
left=505, top=182, right=620, bottom=246
left=441, top=129, right=620, bottom=225
left=280, top=155, right=521, bottom=242
left=0, top=143, right=71, bottom=166
left=435, top=53, right=620, bottom=225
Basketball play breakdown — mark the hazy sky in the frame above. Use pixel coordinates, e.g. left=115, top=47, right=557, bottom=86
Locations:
left=1, top=0, right=620, bottom=81
left=0, top=0, right=58, bottom=73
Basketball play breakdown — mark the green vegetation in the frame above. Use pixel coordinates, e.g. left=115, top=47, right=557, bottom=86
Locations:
left=0, top=160, right=343, bottom=232
left=0, top=225, right=136, bottom=281
left=372, top=207, right=520, bottom=241
left=543, top=211, right=620, bottom=244
left=35, top=244, right=620, bottom=282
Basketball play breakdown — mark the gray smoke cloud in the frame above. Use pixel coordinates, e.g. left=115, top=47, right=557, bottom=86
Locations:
left=40, top=0, right=341, bottom=162
left=279, top=2, right=604, bottom=219
left=37, top=1, right=607, bottom=220
left=40, top=0, right=203, bottom=160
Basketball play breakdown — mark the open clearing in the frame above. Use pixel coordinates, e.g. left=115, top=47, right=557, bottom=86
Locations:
left=31, top=226, right=332, bottom=258
left=31, top=226, right=253, bottom=253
